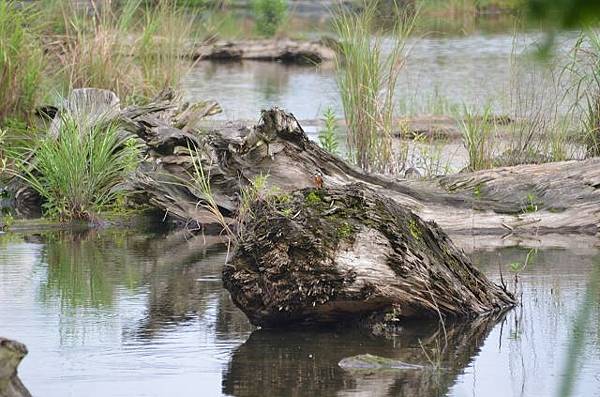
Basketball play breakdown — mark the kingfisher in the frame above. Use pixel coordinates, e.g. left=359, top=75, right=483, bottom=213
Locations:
left=312, top=171, right=324, bottom=189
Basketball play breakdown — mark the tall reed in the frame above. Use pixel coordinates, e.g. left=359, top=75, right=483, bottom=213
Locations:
left=568, top=30, right=600, bottom=157
left=137, top=0, right=196, bottom=95
left=333, top=0, right=415, bottom=173
left=57, top=0, right=142, bottom=100
left=0, top=1, right=45, bottom=121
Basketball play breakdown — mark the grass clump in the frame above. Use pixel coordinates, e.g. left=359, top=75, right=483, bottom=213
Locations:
left=460, top=104, right=495, bottom=171
left=318, top=107, right=340, bottom=155
left=251, top=0, right=287, bottom=37
left=0, top=0, right=45, bottom=122
left=17, top=115, right=141, bottom=221
left=333, top=0, right=415, bottom=173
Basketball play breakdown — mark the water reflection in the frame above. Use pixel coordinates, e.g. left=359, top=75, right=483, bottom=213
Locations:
left=223, top=314, right=506, bottom=397
left=1, top=230, right=599, bottom=396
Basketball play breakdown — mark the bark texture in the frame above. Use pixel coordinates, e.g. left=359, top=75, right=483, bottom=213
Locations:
left=0, top=338, right=31, bottom=397
left=222, top=184, right=515, bottom=327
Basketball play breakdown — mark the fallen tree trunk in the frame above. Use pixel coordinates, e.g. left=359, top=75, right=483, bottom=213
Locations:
left=191, top=38, right=336, bottom=64
left=222, top=184, right=515, bottom=327
left=12, top=90, right=599, bottom=237
left=121, top=102, right=599, bottom=237
left=0, top=338, right=31, bottom=397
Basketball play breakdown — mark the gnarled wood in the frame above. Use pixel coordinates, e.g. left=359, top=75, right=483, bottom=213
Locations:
left=121, top=104, right=599, bottom=237
left=10, top=91, right=600, bottom=238
left=222, top=184, right=515, bottom=327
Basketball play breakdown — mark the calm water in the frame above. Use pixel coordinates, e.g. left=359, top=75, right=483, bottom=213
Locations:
left=183, top=31, right=577, bottom=121
left=1, top=229, right=599, bottom=397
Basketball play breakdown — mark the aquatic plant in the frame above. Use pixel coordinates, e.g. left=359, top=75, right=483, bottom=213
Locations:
left=459, top=104, right=495, bottom=171
left=16, top=115, right=141, bottom=221
left=251, top=0, right=287, bottom=37
left=44, top=0, right=195, bottom=103
left=0, top=129, right=7, bottom=177
left=318, top=108, right=340, bottom=155
left=333, top=0, right=415, bottom=173
left=0, top=0, right=45, bottom=122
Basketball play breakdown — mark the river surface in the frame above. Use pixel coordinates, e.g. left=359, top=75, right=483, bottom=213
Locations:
left=183, top=30, right=577, bottom=122
left=0, top=228, right=599, bottom=397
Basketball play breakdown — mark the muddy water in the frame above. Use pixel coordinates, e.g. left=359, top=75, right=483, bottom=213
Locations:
left=0, top=229, right=599, bottom=397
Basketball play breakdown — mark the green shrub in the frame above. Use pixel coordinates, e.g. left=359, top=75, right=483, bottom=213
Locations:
left=0, top=1, right=45, bottom=121
left=17, top=115, right=141, bottom=220
left=251, top=0, right=287, bottom=37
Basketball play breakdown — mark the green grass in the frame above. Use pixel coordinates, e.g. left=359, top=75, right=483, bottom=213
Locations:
left=460, top=104, right=495, bottom=171
left=0, top=0, right=45, bottom=122
left=318, top=107, right=340, bottom=155
left=333, top=0, right=416, bottom=173
left=15, top=114, right=141, bottom=221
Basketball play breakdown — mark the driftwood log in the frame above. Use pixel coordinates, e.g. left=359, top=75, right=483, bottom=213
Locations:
left=222, top=184, right=514, bottom=327
left=9, top=90, right=599, bottom=238
left=0, top=338, right=31, bottom=397
left=116, top=98, right=599, bottom=237
left=191, top=38, right=336, bottom=64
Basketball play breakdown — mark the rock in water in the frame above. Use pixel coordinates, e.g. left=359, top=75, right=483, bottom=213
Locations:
left=0, top=338, right=32, bottom=397
left=338, top=354, right=425, bottom=370
left=222, top=184, right=515, bottom=328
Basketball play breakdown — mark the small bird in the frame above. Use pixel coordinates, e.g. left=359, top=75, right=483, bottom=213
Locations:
left=312, top=171, right=324, bottom=189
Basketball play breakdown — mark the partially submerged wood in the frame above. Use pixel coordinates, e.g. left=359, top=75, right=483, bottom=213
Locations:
left=10, top=90, right=600, bottom=238
left=222, top=184, right=515, bottom=327
left=191, top=38, right=336, bottom=64
left=0, top=338, right=31, bottom=397
left=122, top=104, right=599, bottom=237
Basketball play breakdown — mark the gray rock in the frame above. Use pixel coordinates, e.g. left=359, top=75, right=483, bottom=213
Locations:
left=338, top=354, right=425, bottom=371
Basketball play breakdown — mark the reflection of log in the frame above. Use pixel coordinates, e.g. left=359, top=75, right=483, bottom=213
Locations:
left=222, top=313, right=505, bottom=397
left=223, top=184, right=514, bottom=327
left=0, top=338, right=31, bottom=397
left=191, top=39, right=336, bottom=64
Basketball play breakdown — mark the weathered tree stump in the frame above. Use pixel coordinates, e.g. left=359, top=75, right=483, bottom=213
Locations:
left=222, top=184, right=515, bottom=327
left=0, top=338, right=31, bottom=397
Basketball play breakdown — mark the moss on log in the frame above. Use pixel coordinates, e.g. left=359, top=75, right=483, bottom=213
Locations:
left=222, top=184, right=515, bottom=327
